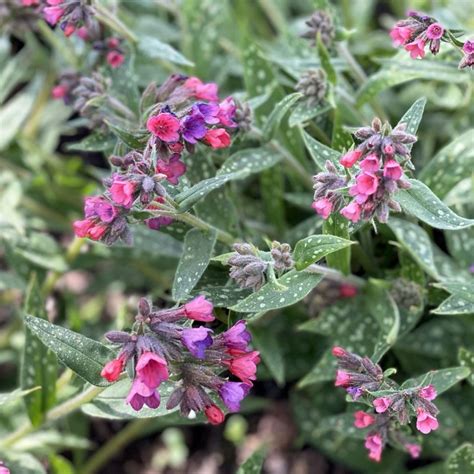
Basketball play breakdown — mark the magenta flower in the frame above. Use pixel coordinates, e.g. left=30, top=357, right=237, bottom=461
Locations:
left=416, top=408, right=439, bottom=434
left=405, top=443, right=422, bottom=459
left=52, top=85, right=68, bottom=100
left=359, top=154, right=380, bottom=173
left=222, top=320, right=251, bottom=350
left=184, top=77, right=219, bottom=101
left=183, top=295, right=215, bottom=322
left=217, top=97, right=237, bottom=127
left=101, top=356, right=125, bottom=382
left=356, top=173, right=379, bottom=195
left=204, top=404, right=225, bottom=425
left=312, top=198, right=333, bottom=219
left=107, top=51, right=125, bottom=68
left=147, top=113, right=181, bottom=143
left=354, top=410, right=375, bottom=428
left=426, top=23, right=444, bottom=40
left=156, top=155, right=187, bottom=185
left=109, top=177, right=136, bottom=208
left=331, top=346, right=347, bottom=358
left=365, top=433, right=383, bottom=462
left=84, top=196, right=118, bottom=223
left=0, top=464, right=10, bottom=474
left=340, top=149, right=362, bottom=168
left=464, top=40, right=474, bottom=54
left=224, top=350, right=260, bottom=385
left=405, top=39, right=426, bottom=59
left=419, top=384, right=437, bottom=401
left=219, top=382, right=250, bottom=412
left=126, top=378, right=161, bottom=411
left=373, top=397, right=391, bottom=413
left=340, top=202, right=362, bottom=223
left=390, top=26, right=413, bottom=46
left=43, top=5, right=65, bottom=25
left=135, top=351, right=169, bottom=389
left=204, top=128, right=231, bottom=149
left=335, top=369, right=351, bottom=387
left=146, top=215, right=174, bottom=231
left=181, top=111, right=207, bottom=144
left=181, top=327, right=213, bottom=359
left=383, top=160, right=403, bottom=180
left=73, top=219, right=107, bottom=241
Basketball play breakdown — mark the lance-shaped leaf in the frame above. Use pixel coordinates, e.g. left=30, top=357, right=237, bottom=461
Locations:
left=293, top=234, right=354, bottom=270
left=395, top=179, right=474, bottom=230
left=236, top=447, right=266, bottom=474
left=105, top=121, right=148, bottom=149
left=447, top=444, right=474, bottom=474
left=458, top=348, right=474, bottom=386
left=0, top=452, right=46, bottom=474
left=138, top=35, right=194, bottom=66
left=301, top=129, right=340, bottom=171
left=66, top=132, right=116, bottom=152
left=251, top=326, right=285, bottom=386
left=289, top=101, right=332, bottom=127
left=317, top=34, right=336, bottom=85
left=231, top=271, right=323, bottom=314
left=24, top=315, right=114, bottom=387
left=432, top=281, right=474, bottom=316
left=323, top=214, right=351, bottom=274
left=0, top=387, right=40, bottom=408
left=21, top=276, right=58, bottom=426
left=262, top=92, right=303, bottom=139
left=172, top=228, right=217, bottom=302
left=395, top=97, right=426, bottom=146
left=191, top=284, right=251, bottom=308
left=400, top=367, right=470, bottom=394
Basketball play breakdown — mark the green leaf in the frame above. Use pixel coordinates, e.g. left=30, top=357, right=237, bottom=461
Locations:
left=395, top=97, right=427, bottom=146
left=262, top=92, right=303, bottom=139
left=66, top=132, right=116, bottom=152
left=395, top=179, right=474, bottom=230
left=293, top=234, right=354, bottom=270
left=331, top=107, right=353, bottom=152
left=24, top=315, right=114, bottom=387
left=191, top=285, right=251, bottom=307
left=260, top=167, right=286, bottom=233
left=317, top=35, right=336, bottom=85
left=138, top=35, right=194, bottom=66
left=0, top=271, right=25, bottom=291
left=81, top=379, right=177, bottom=419
left=447, top=443, right=474, bottom=474
left=401, top=367, right=470, bottom=395
left=432, top=281, right=474, bottom=316
left=0, top=387, right=40, bottom=409
left=236, top=447, right=266, bottom=474
left=388, top=217, right=439, bottom=279
left=0, top=452, right=46, bottom=474
left=458, top=348, right=474, bottom=386
left=218, top=146, right=284, bottom=178
left=419, top=129, right=474, bottom=198
left=322, top=214, right=351, bottom=274
left=445, top=226, right=474, bottom=269
left=105, top=121, right=148, bottom=149
left=289, top=101, right=332, bottom=127
left=231, top=270, right=323, bottom=314
left=172, top=228, right=217, bottom=302
left=251, top=326, right=285, bottom=386
left=21, top=275, right=57, bottom=427
left=301, top=129, right=340, bottom=171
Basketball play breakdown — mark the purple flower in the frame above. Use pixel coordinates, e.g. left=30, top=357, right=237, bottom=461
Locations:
left=222, top=320, right=251, bottom=350
left=219, top=382, right=251, bottom=412
left=84, top=196, right=117, bottom=223
left=181, top=111, right=207, bottom=144
left=181, top=327, right=213, bottom=359
left=195, top=103, right=220, bottom=124
left=126, top=378, right=161, bottom=411
left=347, top=386, right=363, bottom=400
left=146, top=215, right=174, bottom=231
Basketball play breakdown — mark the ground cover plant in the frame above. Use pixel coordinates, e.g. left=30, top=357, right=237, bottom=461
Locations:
left=0, top=0, right=473, bottom=473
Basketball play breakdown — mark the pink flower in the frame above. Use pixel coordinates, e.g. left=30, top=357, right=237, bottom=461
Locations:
left=217, top=97, right=237, bottom=127
left=463, top=40, right=474, bottom=54
left=107, top=37, right=121, bottom=49
left=354, top=410, right=375, bottom=428
left=109, top=178, right=136, bottom=208
left=73, top=219, right=107, bottom=241
left=365, top=433, right=383, bottom=462
left=0, top=464, right=10, bottom=474
left=204, top=128, right=231, bottom=149
left=390, top=26, right=412, bottom=46
left=101, top=356, right=125, bottom=382
left=373, top=397, right=391, bottom=413
left=312, top=198, right=333, bottom=219
left=126, top=378, right=161, bottom=411
left=426, top=23, right=444, bottom=40
left=419, top=384, right=437, bottom=401
left=340, top=201, right=362, bottom=223
left=331, top=346, right=347, bottom=358
left=383, top=143, right=395, bottom=156
left=356, top=173, right=379, bottom=195
left=147, top=112, right=181, bottom=142
left=339, top=284, right=358, bottom=298
left=184, top=77, right=219, bottom=101
left=359, top=154, right=380, bottom=172
left=383, top=159, right=403, bottom=180
left=335, top=370, right=351, bottom=387
left=405, top=39, right=426, bottom=59
left=340, top=149, right=362, bottom=168
left=183, top=295, right=215, bottom=322
left=43, top=5, right=65, bottom=25
left=416, top=408, right=439, bottom=434
left=51, top=85, right=67, bottom=99
left=406, top=443, right=422, bottom=459
left=107, top=51, right=125, bottom=68
left=63, top=23, right=76, bottom=37
left=156, top=154, right=187, bottom=185
left=135, top=352, right=169, bottom=390
left=224, top=350, right=260, bottom=385
left=205, top=404, right=225, bottom=425
left=22, top=0, right=40, bottom=5
left=76, top=26, right=89, bottom=40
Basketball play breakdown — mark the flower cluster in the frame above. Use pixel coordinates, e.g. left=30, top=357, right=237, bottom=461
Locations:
left=301, top=10, right=335, bottom=47
left=390, top=11, right=446, bottom=58
left=72, top=74, right=237, bottom=244
left=295, top=69, right=327, bottom=106
left=101, top=296, right=259, bottom=424
left=459, top=40, right=474, bottom=69
left=92, top=36, right=126, bottom=68
left=333, top=347, right=440, bottom=463
left=312, top=117, right=416, bottom=224
left=41, top=0, right=96, bottom=37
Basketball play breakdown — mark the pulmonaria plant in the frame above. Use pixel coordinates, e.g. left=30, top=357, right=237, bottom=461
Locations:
left=101, top=296, right=259, bottom=423
left=332, top=347, right=440, bottom=463
left=312, top=117, right=416, bottom=224
left=72, top=74, right=237, bottom=244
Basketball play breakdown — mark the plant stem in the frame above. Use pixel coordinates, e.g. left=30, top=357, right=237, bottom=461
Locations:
left=92, top=2, right=138, bottom=44
left=81, top=418, right=154, bottom=474
left=0, top=385, right=104, bottom=448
